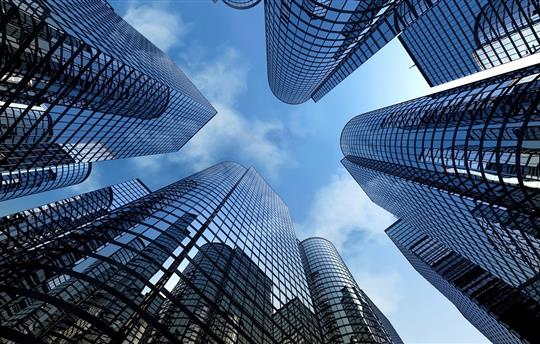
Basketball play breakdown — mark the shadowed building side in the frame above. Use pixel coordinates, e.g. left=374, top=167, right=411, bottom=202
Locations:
left=387, top=220, right=539, bottom=343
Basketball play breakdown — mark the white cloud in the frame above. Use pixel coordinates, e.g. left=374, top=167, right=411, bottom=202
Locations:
left=351, top=270, right=401, bottom=315
left=177, top=102, right=290, bottom=177
left=68, top=166, right=102, bottom=194
left=189, top=48, right=248, bottom=105
left=297, top=168, right=396, bottom=250
left=131, top=47, right=291, bottom=179
left=123, top=3, right=189, bottom=52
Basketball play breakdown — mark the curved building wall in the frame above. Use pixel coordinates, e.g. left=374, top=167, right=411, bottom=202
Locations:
left=299, top=237, right=402, bottom=344
left=0, top=163, right=92, bottom=201
left=214, top=0, right=262, bottom=9
left=264, top=0, right=396, bottom=104
left=342, top=64, right=539, bottom=232
left=341, top=65, right=540, bottom=306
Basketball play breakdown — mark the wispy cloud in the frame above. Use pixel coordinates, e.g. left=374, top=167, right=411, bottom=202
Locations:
left=130, top=42, right=292, bottom=178
left=351, top=269, right=401, bottom=315
left=68, top=166, right=102, bottom=194
left=189, top=48, right=248, bottom=106
left=297, top=168, right=396, bottom=250
left=123, top=2, right=190, bottom=53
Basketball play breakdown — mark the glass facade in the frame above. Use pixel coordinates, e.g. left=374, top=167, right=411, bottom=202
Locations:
left=0, top=179, right=149, bottom=280
left=400, top=0, right=540, bottom=86
left=299, top=237, right=403, bottom=344
left=0, top=162, right=399, bottom=343
left=341, top=64, right=540, bottom=339
left=264, top=0, right=436, bottom=104
left=217, top=0, right=539, bottom=102
left=387, top=220, right=539, bottom=343
left=0, top=0, right=216, bottom=200
left=213, top=0, right=262, bottom=9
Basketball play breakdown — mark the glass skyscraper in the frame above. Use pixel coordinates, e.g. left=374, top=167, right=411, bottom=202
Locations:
left=341, top=64, right=540, bottom=341
left=300, top=237, right=403, bottom=344
left=212, top=0, right=261, bottom=9
left=0, top=161, right=400, bottom=343
left=263, top=0, right=451, bottom=104
left=0, top=0, right=216, bottom=201
left=215, top=0, right=539, bottom=103
left=387, top=220, right=539, bottom=343
left=400, top=0, right=540, bottom=86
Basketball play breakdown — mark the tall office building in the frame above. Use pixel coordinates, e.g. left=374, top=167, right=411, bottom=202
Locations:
left=212, top=0, right=261, bottom=9
left=0, top=162, right=401, bottom=343
left=215, top=0, right=539, bottom=103
left=341, top=64, right=540, bottom=339
left=387, top=220, right=539, bottom=343
left=400, top=0, right=540, bottom=86
left=263, top=0, right=435, bottom=104
left=0, top=0, right=216, bottom=201
left=300, top=237, right=403, bottom=344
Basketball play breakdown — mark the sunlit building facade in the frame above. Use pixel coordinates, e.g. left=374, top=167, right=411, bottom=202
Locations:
left=0, top=0, right=216, bottom=200
left=341, top=64, right=540, bottom=339
left=300, top=237, right=403, bottom=344
left=0, top=162, right=400, bottom=343
left=387, top=220, right=539, bottom=344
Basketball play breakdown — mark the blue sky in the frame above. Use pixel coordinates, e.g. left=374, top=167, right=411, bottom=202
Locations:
left=1, top=1, right=489, bottom=342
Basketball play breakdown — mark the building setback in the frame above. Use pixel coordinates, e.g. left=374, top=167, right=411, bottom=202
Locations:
left=0, top=0, right=216, bottom=201
left=0, top=162, right=401, bottom=343
left=341, top=64, right=540, bottom=341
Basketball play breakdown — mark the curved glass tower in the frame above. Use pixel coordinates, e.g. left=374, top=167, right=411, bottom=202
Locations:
left=299, top=237, right=403, bottom=344
left=265, top=0, right=403, bottom=104
left=213, top=0, right=262, bottom=9
left=341, top=64, right=540, bottom=340
left=0, top=0, right=216, bottom=200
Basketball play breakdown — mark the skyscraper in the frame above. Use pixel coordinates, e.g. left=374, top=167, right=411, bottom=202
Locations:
left=212, top=0, right=262, bottom=9
left=215, top=0, right=539, bottom=103
left=300, top=237, right=403, bottom=344
left=0, top=0, right=216, bottom=200
left=341, top=64, right=540, bottom=340
left=264, top=0, right=429, bottom=104
left=400, top=0, right=540, bottom=86
left=387, top=220, right=539, bottom=343
left=0, top=162, right=400, bottom=343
